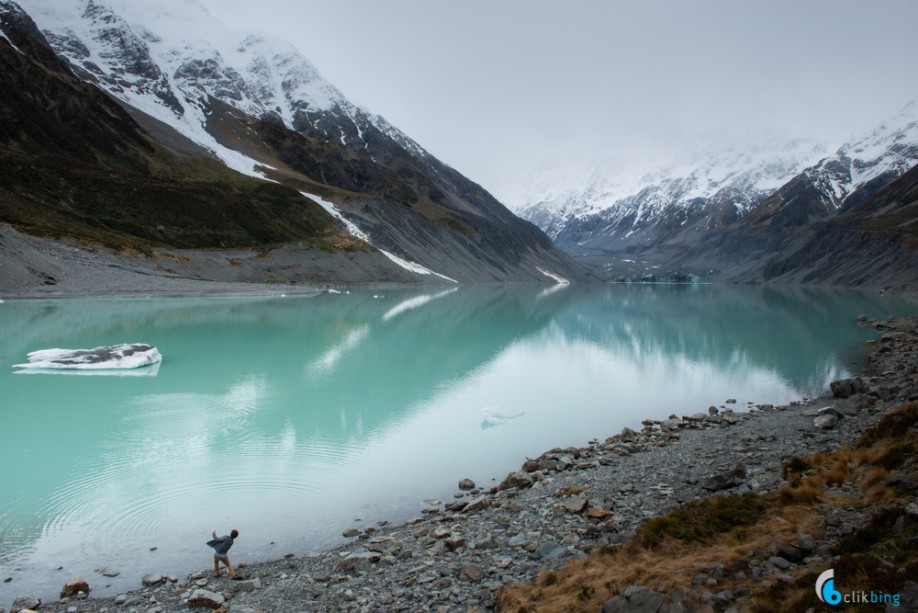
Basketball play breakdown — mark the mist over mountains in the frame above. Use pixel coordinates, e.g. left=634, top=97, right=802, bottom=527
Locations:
left=510, top=102, right=918, bottom=289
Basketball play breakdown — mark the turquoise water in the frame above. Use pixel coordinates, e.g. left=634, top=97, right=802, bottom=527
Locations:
left=0, top=284, right=913, bottom=603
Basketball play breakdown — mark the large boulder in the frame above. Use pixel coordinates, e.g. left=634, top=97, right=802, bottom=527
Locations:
left=187, top=588, right=225, bottom=609
left=601, top=586, right=664, bottom=613
left=814, top=414, right=839, bottom=430
left=498, top=471, right=534, bottom=490
left=9, top=597, right=41, bottom=613
left=142, top=573, right=167, bottom=586
left=830, top=377, right=865, bottom=398
left=702, top=465, right=746, bottom=492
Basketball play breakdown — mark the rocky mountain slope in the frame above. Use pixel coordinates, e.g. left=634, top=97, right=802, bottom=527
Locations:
left=514, top=104, right=918, bottom=288
left=1, top=0, right=589, bottom=288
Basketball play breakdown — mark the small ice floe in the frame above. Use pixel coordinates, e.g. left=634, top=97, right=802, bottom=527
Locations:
left=480, top=406, right=525, bottom=430
left=13, top=343, right=162, bottom=375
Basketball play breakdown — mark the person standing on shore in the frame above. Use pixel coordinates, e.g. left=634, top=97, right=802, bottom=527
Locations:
left=207, top=528, right=239, bottom=578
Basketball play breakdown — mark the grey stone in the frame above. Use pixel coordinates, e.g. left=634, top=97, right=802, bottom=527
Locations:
left=536, top=540, right=567, bottom=560
left=459, top=562, right=485, bottom=582
left=498, top=471, right=534, bottom=490
left=562, top=496, right=589, bottom=513
left=463, top=495, right=490, bottom=513
left=665, top=586, right=716, bottom=612
left=521, top=459, right=541, bottom=472
left=702, top=466, right=746, bottom=492
left=186, top=588, right=225, bottom=609
left=830, top=377, right=865, bottom=398
left=367, top=536, right=403, bottom=555
left=602, top=595, right=629, bottom=613
left=775, top=541, right=805, bottom=562
left=231, top=577, right=262, bottom=592
left=9, top=597, right=41, bottom=613
left=458, top=478, right=476, bottom=490
left=768, top=555, right=792, bottom=570
left=628, top=587, right=665, bottom=612
left=445, top=500, right=468, bottom=512
left=817, top=406, right=845, bottom=419
left=600, top=585, right=668, bottom=613
left=337, top=550, right=381, bottom=572
left=814, top=414, right=839, bottom=429
left=796, top=533, right=817, bottom=552
left=142, top=573, right=166, bottom=586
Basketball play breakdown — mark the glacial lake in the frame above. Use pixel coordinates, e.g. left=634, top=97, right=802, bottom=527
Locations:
left=0, top=283, right=914, bottom=603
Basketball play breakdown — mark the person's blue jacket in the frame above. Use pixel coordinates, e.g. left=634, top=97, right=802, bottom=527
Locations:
left=207, top=532, right=234, bottom=556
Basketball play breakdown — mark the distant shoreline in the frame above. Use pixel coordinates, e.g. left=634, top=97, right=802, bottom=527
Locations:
left=0, top=223, right=445, bottom=300
left=4, top=224, right=917, bottom=302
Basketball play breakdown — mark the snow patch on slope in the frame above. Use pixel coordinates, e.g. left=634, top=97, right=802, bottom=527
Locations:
left=302, top=192, right=458, bottom=283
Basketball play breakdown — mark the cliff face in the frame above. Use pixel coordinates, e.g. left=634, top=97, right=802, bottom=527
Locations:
left=760, top=164, right=918, bottom=289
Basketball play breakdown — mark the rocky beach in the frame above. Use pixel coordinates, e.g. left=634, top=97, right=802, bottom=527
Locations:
left=5, top=314, right=918, bottom=613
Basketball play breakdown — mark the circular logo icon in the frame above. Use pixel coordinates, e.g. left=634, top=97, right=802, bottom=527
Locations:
left=816, top=568, right=842, bottom=605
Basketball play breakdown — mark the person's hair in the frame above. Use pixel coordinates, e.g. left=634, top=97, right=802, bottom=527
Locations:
left=230, top=529, right=239, bottom=538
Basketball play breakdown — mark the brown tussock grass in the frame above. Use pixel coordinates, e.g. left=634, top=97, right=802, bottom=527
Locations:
left=495, top=496, right=822, bottom=613
left=859, top=465, right=887, bottom=493
left=778, top=474, right=823, bottom=504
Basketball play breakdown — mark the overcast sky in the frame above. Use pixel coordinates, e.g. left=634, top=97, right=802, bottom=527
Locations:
left=198, top=0, right=918, bottom=201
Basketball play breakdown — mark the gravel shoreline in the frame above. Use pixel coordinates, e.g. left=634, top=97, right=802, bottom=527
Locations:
left=7, top=315, right=918, bottom=613
left=0, top=224, right=436, bottom=300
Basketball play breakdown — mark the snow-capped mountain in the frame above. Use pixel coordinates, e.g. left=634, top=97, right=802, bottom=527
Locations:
left=781, top=100, right=918, bottom=213
left=2, top=0, right=590, bottom=284
left=513, top=131, right=827, bottom=247
left=514, top=103, right=918, bottom=262
left=17, top=0, right=421, bottom=177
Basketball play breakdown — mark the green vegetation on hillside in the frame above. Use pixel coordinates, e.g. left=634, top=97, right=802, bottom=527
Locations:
left=0, top=32, right=347, bottom=253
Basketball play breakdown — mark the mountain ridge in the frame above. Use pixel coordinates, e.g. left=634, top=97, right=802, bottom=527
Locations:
left=512, top=102, right=918, bottom=287
left=1, top=0, right=591, bottom=288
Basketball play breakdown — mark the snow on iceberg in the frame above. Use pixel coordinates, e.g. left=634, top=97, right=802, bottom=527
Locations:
left=14, top=343, right=163, bottom=373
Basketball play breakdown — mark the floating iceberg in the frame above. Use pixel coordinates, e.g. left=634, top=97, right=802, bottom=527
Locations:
left=13, top=343, right=163, bottom=374
left=480, top=406, right=525, bottom=430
